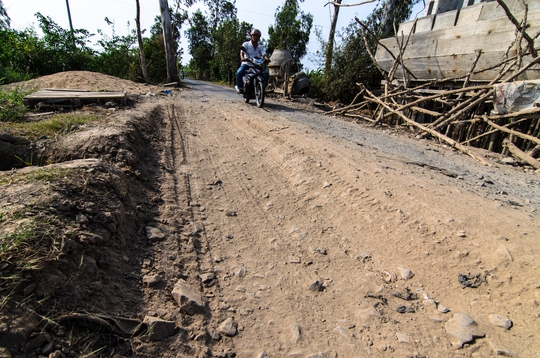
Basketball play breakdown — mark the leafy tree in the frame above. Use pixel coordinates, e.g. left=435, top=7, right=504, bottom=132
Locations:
left=0, top=28, right=44, bottom=83
left=93, top=18, right=138, bottom=81
left=185, top=10, right=212, bottom=79
left=35, top=13, right=95, bottom=74
left=0, top=0, right=9, bottom=29
left=267, top=0, right=313, bottom=62
left=213, top=19, right=252, bottom=84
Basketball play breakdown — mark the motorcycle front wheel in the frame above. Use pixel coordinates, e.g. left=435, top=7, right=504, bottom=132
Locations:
left=255, top=79, right=264, bottom=108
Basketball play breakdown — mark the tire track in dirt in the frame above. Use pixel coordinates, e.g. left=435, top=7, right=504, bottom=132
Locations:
left=150, top=84, right=540, bottom=357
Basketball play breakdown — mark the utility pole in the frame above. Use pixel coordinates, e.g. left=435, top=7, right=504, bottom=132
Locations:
left=65, top=0, right=76, bottom=47
left=159, top=0, right=180, bottom=83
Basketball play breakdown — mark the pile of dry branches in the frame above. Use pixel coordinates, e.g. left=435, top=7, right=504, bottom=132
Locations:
left=326, top=1, right=540, bottom=169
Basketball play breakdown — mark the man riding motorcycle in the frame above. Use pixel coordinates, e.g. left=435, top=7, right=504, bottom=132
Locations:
left=235, top=29, right=270, bottom=94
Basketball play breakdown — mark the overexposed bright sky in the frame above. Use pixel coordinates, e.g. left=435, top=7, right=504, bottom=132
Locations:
left=4, top=0, right=425, bottom=69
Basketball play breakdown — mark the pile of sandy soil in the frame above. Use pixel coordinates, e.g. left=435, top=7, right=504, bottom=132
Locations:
left=4, top=70, right=161, bottom=94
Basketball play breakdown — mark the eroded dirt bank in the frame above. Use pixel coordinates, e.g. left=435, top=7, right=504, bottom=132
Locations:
left=1, top=73, right=539, bottom=358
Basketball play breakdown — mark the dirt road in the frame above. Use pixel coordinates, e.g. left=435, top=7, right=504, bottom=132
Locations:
left=139, top=79, right=540, bottom=357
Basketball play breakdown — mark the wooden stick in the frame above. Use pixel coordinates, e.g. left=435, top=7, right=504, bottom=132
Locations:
left=344, top=113, right=375, bottom=122
left=324, top=100, right=369, bottom=115
left=431, top=89, right=492, bottom=130
left=495, top=0, right=536, bottom=57
left=482, top=115, right=540, bottom=146
left=457, top=49, right=482, bottom=100
left=363, top=87, right=491, bottom=165
left=411, top=106, right=442, bottom=117
left=355, top=18, right=417, bottom=80
left=504, top=138, right=540, bottom=169
left=359, top=27, right=391, bottom=83
left=461, top=116, right=534, bottom=144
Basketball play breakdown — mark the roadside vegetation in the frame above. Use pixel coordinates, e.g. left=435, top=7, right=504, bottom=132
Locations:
left=0, top=0, right=419, bottom=105
left=1, top=111, right=107, bottom=140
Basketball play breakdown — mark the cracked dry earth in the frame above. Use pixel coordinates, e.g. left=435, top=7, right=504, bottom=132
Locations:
left=141, top=80, right=540, bottom=357
left=1, top=73, right=540, bottom=358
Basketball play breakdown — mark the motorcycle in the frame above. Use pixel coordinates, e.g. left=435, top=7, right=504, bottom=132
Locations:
left=239, top=47, right=269, bottom=108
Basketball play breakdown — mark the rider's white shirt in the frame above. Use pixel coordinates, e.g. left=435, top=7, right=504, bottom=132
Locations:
left=241, top=41, right=266, bottom=63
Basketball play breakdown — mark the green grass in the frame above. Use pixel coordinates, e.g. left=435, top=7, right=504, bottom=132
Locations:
left=0, top=86, right=34, bottom=122
left=0, top=213, right=63, bottom=283
left=0, top=112, right=107, bottom=141
left=0, top=167, right=73, bottom=186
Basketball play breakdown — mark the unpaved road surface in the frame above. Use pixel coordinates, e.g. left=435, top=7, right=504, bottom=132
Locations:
left=143, top=79, right=540, bottom=357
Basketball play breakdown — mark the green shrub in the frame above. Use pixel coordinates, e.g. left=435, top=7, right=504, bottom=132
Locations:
left=0, top=87, right=32, bottom=122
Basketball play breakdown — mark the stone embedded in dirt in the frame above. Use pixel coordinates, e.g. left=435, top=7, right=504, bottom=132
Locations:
left=457, top=231, right=467, bottom=238
left=171, top=279, right=205, bottom=315
left=146, top=226, right=166, bottom=242
left=489, top=341, right=513, bottom=356
left=200, top=272, right=215, bottom=284
left=257, top=352, right=270, bottom=358
left=396, top=305, right=415, bottom=313
left=76, top=213, right=90, bottom=225
left=218, top=317, right=238, bottom=337
left=383, top=270, right=397, bottom=283
left=289, top=256, right=301, bottom=263
left=423, top=298, right=437, bottom=309
left=308, top=280, right=323, bottom=291
left=397, top=267, right=414, bottom=280
left=209, top=327, right=222, bottom=341
left=437, top=304, right=450, bottom=314
left=334, top=326, right=350, bottom=342
left=143, top=316, right=176, bottom=341
left=396, top=332, right=410, bottom=343
left=142, top=274, right=161, bottom=287
left=393, top=287, right=417, bottom=300
left=291, top=323, right=301, bottom=343
left=235, top=266, right=246, bottom=278
left=488, top=314, right=513, bottom=329
left=458, top=272, right=488, bottom=288
left=444, top=312, right=485, bottom=348
left=316, top=247, right=328, bottom=255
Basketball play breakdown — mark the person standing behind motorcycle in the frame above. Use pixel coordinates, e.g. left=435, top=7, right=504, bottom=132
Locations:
left=235, top=29, right=270, bottom=94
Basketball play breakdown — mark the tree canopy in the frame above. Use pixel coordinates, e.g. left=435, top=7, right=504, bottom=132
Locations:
left=0, top=0, right=10, bottom=30
left=267, top=0, right=313, bottom=62
left=1, top=0, right=418, bottom=104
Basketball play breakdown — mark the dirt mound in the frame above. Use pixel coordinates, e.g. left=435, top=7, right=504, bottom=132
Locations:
left=4, top=70, right=160, bottom=94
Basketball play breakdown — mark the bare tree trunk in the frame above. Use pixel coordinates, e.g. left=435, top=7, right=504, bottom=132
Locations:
left=325, top=0, right=341, bottom=74
left=381, top=0, right=397, bottom=36
left=136, top=0, right=149, bottom=83
left=159, top=0, right=180, bottom=83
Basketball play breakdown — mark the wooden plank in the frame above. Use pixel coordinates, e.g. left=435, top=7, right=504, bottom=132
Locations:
left=432, top=10, right=458, bottom=31
left=375, top=3, right=540, bottom=82
left=25, top=90, right=127, bottom=100
left=23, top=89, right=128, bottom=108
left=455, top=4, right=482, bottom=26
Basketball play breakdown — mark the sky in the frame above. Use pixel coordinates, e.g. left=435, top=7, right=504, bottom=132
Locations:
left=4, top=0, right=426, bottom=70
